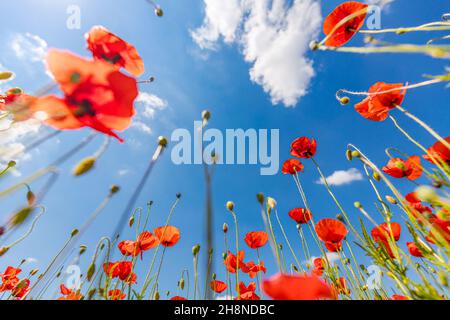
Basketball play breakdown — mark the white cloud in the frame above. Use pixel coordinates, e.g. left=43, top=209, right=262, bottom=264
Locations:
left=309, top=252, right=340, bottom=266
left=131, top=121, right=152, bottom=135
left=316, top=168, right=363, bottom=187
left=10, top=33, right=48, bottom=62
left=192, top=0, right=322, bottom=107
left=0, top=119, right=41, bottom=162
left=136, top=92, right=168, bottom=119
left=117, top=169, right=130, bottom=176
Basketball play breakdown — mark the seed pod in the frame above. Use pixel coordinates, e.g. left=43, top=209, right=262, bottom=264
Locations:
left=346, top=150, right=353, bottom=161
left=226, top=201, right=234, bottom=211
left=192, top=244, right=200, bottom=256
left=179, top=278, right=185, bottom=290
left=73, top=157, right=96, bottom=177
left=71, top=229, right=79, bottom=237
left=339, top=97, right=350, bottom=105
left=158, top=136, right=168, bottom=147
left=202, top=110, right=211, bottom=121
left=129, top=215, right=135, bottom=228
left=110, top=185, right=120, bottom=194
left=79, top=245, right=87, bottom=255
left=256, top=193, right=264, bottom=205
left=386, top=196, right=397, bottom=205
left=0, top=247, right=9, bottom=256
left=8, top=160, right=17, bottom=168
left=267, top=197, right=277, bottom=209
left=155, top=7, right=164, bottom=17
left=354, top=201, right=363, bottom=209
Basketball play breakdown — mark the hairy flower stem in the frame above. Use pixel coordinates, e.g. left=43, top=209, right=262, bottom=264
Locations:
left=358, top=22, right=450, bottom=34
left=266, top=208, right=283, bottom=273
left=274, top=209, right=302, bottom=271
left=318, top=44, right=450, bottom=58
left=223, top=233, right=232, bottom=300
left=193, top=254, right=199, bottom=300
left=230, top=209, right=241, bottom=297
left=149, top=246, right=167, bottom=299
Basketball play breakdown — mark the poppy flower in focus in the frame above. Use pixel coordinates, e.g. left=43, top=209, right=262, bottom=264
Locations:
left=118, top=231, right=159, bottom=258
left=171, top=296, right=188, bottom=300
left=32, top=50, right=138, bottom=142
left=290, top=137, right=317, bottom=159
left=108, top=289, right=126, bottom=300
left=288, top=208, right=312, bottom=224
left=355, top=82, right=406, bottom=121
left=382, top=156, right=422, bottom=180
left=224, top=251, right=248, bottom=274
left=315, top=219, right=348, bottom=252
left=0, top=266, right=21, bottom=292
left=312, top=258, right=326, bottom=276
left=281, top=159, right=304, bottom=175
left=210, top=280, right=228, bottom=294
left=154, top=226, right=181, bottom=247
left=323, top=2, right=369, bottom=47
left=423, top=137, right=450, bottom=165
left=371, top=222, right=401, bottom=258
left=406, top=242, right=424, bottom=258
left=244, top=231, right=269, bottom=249
left=86, top=26, right=144, bottom=77
left=246, top=261, right=267, bottom=279
left=103, top=261, right=135, bottom=283
left=262, top=273, right=335, bottom=300
left=236, top=282, right=260, bottom=300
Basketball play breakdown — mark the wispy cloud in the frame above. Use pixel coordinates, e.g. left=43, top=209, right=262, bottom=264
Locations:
left=137, top=92, right=168, bottom=119
left=10, top=33, right=48, bottom=62
left=0, top=119, right=41, bottom=163
left=131, top=121, right=152, bottom=135
left=316, top=168, right=363, bottom=186
left=191, top=0, right=322, bottom=107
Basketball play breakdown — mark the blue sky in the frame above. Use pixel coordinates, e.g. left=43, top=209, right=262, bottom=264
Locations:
left=0, top=0, right=449, bottom=299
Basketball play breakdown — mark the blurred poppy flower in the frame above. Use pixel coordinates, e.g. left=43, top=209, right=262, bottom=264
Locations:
left=118, top=231, right=159, bottom=258
left=315, top=219, right=348, bottom=252
left=291, top=137, right=317, bottom=159
left=262, top=273, right=335, bottom=300
left=58, top=284, right=83, bottom=300
left=154, top=226, right=181, bottom=247
left=391, top=294, right=410, bottom=300
left=224, top=251, right=248, bottom=274
left=288, top=208, right=312, bottom=224
left=282, top=159, right=304, bottom=175
left=33, top=50, right=138, bottom=142
left=406, top=192, right=433, bottom=216
left=236, top=282, right=260, bottom=300
left=108, top=289, right=126, bottom=300
left=423, top=137, right=450, bottom=165
left=210, top=280, right=228, bottom=294
left=0, top=88, right=36, bottom=122
left=11, top=279, right=30, bottom=299
left=171, top=296, right=188, bottom=300
left=312, top=258, right=326, bottom=276
left=382, top=156, right=422, bottom=180
left=244, top=231, right=269, bottom=249
left=355, top=82, right=406, bottom=121
left=334, top=277, right=351, bottom=296
left=371, top=222, right=401, bottom=258
left=86, top=26, right=144, bottom=77
left=246, top=261, right=267, bottom=279
left=427, top=217, right=450, bottom=244
left=406, top=242, right=423, bottom=258
left=323, top=2, right=369, bottom=47
left=0, top=266, right=21, bottom=292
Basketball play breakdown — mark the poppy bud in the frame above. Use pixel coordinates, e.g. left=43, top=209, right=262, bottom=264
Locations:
left=222, top=252, right=227, bottom=260
left=155, top=7, right=164, bottom=17
left=26, top=190, right=36, bottom=206
left=15, top=279, right=28, bottom=289
left=110, top=185, right=120, bottom=194
left=226, top=201, right=234, bottom=211
left=179, top=278, right=185, bottom=290
left=222, top=223, right=228, bottom=233
left=158, top=136, right=168, bottom=148
left=279, top=244, right=283, bottom=250
left=372, top=172, right=381, bottom=181
left=129, top=215, right=135, bottom=228
left=192, top=244, right=200, bottom=256
left=79, top=245, right=87, bottom=255
left=154, top=291, right=160, bottom=300
left=87, top=263, right=96, bottom=281
left=354, top=201, right=363, bottom=209
left=267, top=197, right=277, bottom=209
left=10, top=207, right=33, bottom=227
left=71, top=229, right=79, bottom=237
left=0, top=247, right=9, bottom=256
left=176, top=192, right=182, bottom=199
left=212, top=273, right=217, bottom=280
left=346, top=150, right=353, bottom=161
left=336, top=214, right=345, bottom=223
left=88, top=288, right=97, bottom=300
left=0, top=71, right=14, bottom=80
left=73, top=157, right=96, bottom=177
left=351, top=151, right=361, bottom=158
left=292, top=265, right=299, bottom=272
left=385, top=196, right=397, bottom=205
left=8, top=160, right=17, bottom=168
left=309, top=40, right=319, bottom=51
left=209, top=248, right=213, bottom=255
left=339, top=97, right=350, bottom=105
left=202, top=110, right=211, bottom=121
left=256, top=193, right=264, bottom=205
left=30, top=269, right=39, bottom=276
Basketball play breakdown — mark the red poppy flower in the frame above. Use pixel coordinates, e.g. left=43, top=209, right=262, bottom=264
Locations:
left=262, top=273, right=335, bottom=300
left=154, top=226, right=181, bottom=247
left=333, top=277, right=351, bottom=296
left=0, top=88, right=36, bottom=122
left=423, top=137, right=450, bottom=165
left=312, top=258, right=326, bottom=276
left=427, top=217, right=450, bottom=244
left=355, top=82, right=406, bottom=121
left=171, top=296, right=188, bottom=300
left=288, top=208, right=312, bottom=224
left=11, top=279, right=30, bottom=299
left=371, top=223, right=401, bottom=258
left=224, top=251, right=248, bottom=274
left=290, top=137, right=317, bottom=159
left=118, top=231, right=159, bottom=258
left=315, top=219, right=348, bottom=252
left=58, top=284, right=83, bottom=300
left=405, top=192, right=433, bottom=215
left=391, top=294, right=410, bottom=300
left=86, top=26, right=144, bottom=77
left=406, top=242, right=423, bottom=258
left=103, top=261, right=135, bottom=282
left=236, top=282, right=260, bottom=300
left=323, top=2, right=369, bottom=47
left=382, top=156, right=422, bottom=180
left=246, top=261, right=267, bottom=279
left=33, top=50, right=138, bottom=142
left=108, top=289, right=126, bottom=300
left=244, top=231, right=269, bottom=249
left=282, top=159, right=304, bottom=175
left=210, top=280, right=228, bottom=294
left=0, top=267, right=21, bottom=292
